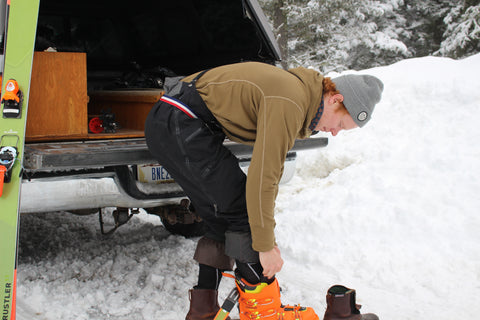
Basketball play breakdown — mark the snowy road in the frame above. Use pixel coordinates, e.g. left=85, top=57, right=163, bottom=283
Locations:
left=16, top=54, right=480, bottom=320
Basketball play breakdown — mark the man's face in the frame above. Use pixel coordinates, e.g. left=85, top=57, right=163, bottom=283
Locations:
left=316, top=94, right=358, bottom=136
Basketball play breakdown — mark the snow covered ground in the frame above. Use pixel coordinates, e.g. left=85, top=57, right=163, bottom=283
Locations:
left=16, top=54, right=480, bottom=320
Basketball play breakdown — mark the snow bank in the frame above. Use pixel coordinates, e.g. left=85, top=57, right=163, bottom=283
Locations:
left=16, top=54, right=480, bottom=320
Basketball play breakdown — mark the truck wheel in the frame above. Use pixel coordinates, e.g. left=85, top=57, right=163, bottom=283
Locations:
left=160, top=217, right=205, bottom=238
left=147, top=199, right=205, bottom=238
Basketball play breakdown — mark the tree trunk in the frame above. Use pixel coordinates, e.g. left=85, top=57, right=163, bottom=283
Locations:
left=272, top=0, right=288, bottom=69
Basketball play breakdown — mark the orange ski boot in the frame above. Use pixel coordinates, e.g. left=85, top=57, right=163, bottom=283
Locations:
left=235, top=274, right=319, bottom=320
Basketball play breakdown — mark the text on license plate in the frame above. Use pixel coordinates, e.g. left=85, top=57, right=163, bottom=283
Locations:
left=137, top=164, right=174, bottom=184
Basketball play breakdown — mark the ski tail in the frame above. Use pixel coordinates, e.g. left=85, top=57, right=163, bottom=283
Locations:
left=12, top=269, right=17, bottom=320
left=214, top=272, right=241, bottom=320
left=214, top=287, right=240, bottom=320
left=0, top=0, right=40, bottom=319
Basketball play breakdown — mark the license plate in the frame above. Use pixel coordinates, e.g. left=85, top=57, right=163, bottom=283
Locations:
left=137, top=163, right=174, bottom=184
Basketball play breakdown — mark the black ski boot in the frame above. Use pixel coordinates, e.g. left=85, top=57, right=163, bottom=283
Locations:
left=323, top=285, right=379, bottom=320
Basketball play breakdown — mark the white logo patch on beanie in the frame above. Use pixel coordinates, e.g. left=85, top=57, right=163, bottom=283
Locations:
left=357, top=111, right=367, bottom=121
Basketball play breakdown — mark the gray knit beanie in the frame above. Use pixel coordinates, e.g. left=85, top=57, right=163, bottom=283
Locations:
left=332, top=74, right=384, bottom=127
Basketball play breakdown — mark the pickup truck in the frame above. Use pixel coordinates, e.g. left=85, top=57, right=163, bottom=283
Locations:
left=1, top=0, right=327, bottom=237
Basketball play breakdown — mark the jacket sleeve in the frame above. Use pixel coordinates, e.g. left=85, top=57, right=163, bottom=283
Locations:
left=246, top=97, right=304, bottom=252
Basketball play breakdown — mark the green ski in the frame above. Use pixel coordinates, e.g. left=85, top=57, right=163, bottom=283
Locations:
left=0, top=1, right=40, bottom=320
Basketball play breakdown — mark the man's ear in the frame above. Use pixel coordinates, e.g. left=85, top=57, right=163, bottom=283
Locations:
left=330, top=93, right=344, bottom=104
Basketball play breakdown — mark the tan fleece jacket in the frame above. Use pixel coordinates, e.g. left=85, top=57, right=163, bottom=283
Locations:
left=182, top=62, right=323, bottom=252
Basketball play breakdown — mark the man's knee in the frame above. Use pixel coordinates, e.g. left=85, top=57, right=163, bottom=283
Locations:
left=224, top=231, right=260, bottom=264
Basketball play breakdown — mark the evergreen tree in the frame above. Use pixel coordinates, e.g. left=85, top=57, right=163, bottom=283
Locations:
left=395, top=0, right=453, bottom=57
left=258, top=0, right=480, bottom=72
left=436, top=0, right=480, bottom=58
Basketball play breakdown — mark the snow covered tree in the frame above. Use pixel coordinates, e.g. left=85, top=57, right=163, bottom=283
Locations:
left=340, top=0, right=413, bottom=71
left=258, top=0, right=479, bottom=72
left=392, top=0, right=453, bottom=57
left=436, top=0, right=480, bottom=58
left=260, top=0, right=413, bottom=72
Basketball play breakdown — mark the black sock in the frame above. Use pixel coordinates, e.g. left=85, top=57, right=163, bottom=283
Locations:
left=196, top=264, right=222, bottom=290
left=235, top=261, right=274, bottom=284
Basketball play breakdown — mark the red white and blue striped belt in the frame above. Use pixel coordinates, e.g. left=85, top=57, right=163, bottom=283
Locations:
left=160, top=95, right=198, bottom=119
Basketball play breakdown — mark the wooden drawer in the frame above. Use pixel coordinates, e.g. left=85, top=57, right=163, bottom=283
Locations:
left=26, top=52, right=88, bottom=142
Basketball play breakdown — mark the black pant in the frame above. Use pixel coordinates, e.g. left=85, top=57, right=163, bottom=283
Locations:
left=144, top=93, right=250, bottom=243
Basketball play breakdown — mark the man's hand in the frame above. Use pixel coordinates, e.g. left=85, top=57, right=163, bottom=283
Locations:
left=259, top=246, right=284, bottom=279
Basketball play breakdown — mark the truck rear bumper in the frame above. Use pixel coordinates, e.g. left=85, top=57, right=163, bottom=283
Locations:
left=20, top=156, right=297, bottom=213
left=20, top=171, right=185, bottom=213
left=20, top=137, right=327, bottom=213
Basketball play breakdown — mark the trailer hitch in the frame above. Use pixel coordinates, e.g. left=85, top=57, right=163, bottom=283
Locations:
left=98, top=207, right=139, bottom=235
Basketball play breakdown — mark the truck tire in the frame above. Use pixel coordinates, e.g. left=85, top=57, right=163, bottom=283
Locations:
left=146, top=200, right=206, bottom=238
left=160, top=216, right=205, bottom=238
